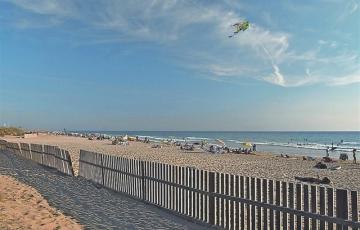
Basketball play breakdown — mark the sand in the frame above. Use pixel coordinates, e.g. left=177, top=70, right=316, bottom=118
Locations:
left=0, top=175, right=83, bottom=230
left=0, top=150, right=208, bottom=229
left=3, top=135, right=360, bottom=191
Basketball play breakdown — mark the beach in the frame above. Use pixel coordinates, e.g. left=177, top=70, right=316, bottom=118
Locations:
left=0, top=175, right=82, bottom=230
left=3, top=134, right=360, bottom=191
left=0, top=149, right=208, bottom=229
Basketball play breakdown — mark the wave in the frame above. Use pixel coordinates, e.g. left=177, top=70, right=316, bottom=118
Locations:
left=254, top=141, right=357, bottom=152
left=97, top=132, right=359, bottom=152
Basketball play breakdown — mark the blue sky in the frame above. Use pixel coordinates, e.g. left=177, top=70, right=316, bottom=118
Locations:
left=0, top=0, right=359, bottom=131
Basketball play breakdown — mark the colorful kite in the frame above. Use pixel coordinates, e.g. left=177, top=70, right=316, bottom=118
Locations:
left=229, top=20, right=249, bottom=38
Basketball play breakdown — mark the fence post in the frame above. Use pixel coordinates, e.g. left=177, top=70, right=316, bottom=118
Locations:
left=141, top=160, right=146, bottom=201
left=100, top=154, right=105, bottom=186
left=208, top=171, right=215, bottom=226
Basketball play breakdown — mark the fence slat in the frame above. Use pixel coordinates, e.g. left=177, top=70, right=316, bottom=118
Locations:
left=251, top=177, right=256, bottom=230
left=226, top=174, right=230, bottom=230
left=288, top=183, right=294, bottom=230
left=209, top=171, right=215, bottom=226
left=246, top=177, right=251, bottom=230
left=275, top=181, right=281, bottom=230
left=282, top=182, right=288, bottom=230
left=262, top=179, right=268, bottom=230
left=230, top=174, right=234, bottom=230
left=351, top=191, right=358, bottom=230
left=235, top=175, right=240, bottom=230
left=327, top=188, right=334, bottom=230
left=269, top=180, right=274, bottom=230
left=303, top=184, right=310, bottom=230
left=76, top=150, right=359, bottom=230
left=336, top=189, right=348, bottom=230
left=256, top=178, right=262, bottom=230
left=311, top=185, right=318, bottom=230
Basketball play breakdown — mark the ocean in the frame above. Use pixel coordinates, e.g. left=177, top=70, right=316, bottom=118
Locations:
left=81, top=131, right=360, bottom=157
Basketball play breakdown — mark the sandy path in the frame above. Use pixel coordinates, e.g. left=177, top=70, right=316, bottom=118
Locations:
left=0, top=149, right=208, bottom=229
left=0, top=175, right=82, bottom=230
left=3, top=135, right=360, bottom=191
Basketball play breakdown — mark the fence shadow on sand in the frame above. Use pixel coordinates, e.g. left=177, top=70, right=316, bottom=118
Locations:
left=0, top=150, right=207, bottom=230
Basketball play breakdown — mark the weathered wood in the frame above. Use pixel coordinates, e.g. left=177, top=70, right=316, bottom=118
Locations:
left=221, top=173, right=225, bottom=228
left=20, top=143, right=31, bottom=160
left=230, top=174, right=234, bottom=230
left=208, top=171, right=215, bottom=226
left=225, top=174, right=230, bottom=229
left=351, top=191, right=358, bottom=230
left=327, top=188, right=334, bottom=230
left=288, top=183, right=294, bottom=230
left=269, top=180, right=274, bottom=230
left=77, top=150, right=360, bottom=230
left=246, top=177, right=251, bottom=230
left=303, top=184, right=310, bottom=230
left=282, top=182, right=288, bottom=230
left=30, top=143, right=43, bottom=164
left=336, top=189, right=348, bottom=230
left=251, top=177, right=256, bottom=230
left=275, top=181, right=281, bottom=230
left=204, top=170, right=208, bottom=223
left=240, top=176, right=245, bottom=229
left=235, top=175, right=240, bottom=230
left=311, top=185, right=318, bottom=230
left=216, top=172, right=220, bottom=226
left=262, top=178, right=268, bottom=230
left=256, top=178, right=262, bottom=230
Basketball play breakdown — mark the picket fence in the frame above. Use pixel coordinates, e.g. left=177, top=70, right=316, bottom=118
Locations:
left=79, top=150, right=359, bottom=230
left=1, top=140, right=74, bottom=176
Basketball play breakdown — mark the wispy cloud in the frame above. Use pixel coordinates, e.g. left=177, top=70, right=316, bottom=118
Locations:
left=4, top=0, right=360, bottom=87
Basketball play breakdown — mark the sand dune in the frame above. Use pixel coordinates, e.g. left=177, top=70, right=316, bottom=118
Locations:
left=0, top=175, right=83, bottom=230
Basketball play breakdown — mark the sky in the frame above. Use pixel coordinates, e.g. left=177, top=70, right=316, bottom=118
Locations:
left=0, top=0, right=359, bottom=131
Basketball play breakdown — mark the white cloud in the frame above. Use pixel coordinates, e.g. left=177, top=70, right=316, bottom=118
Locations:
left=347, top=0, right=359, bottom=15
left=328, top=71, right=360, bottom=86
left=5, top=0, right=360, bottom=87
left=264, top=65, right=286, bottom=86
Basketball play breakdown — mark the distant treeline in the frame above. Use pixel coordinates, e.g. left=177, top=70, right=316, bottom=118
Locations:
left=0, top=127, right=24, bottom=136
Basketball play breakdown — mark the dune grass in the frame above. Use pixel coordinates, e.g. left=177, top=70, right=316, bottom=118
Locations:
left=0, top=127, right=24, bottom=137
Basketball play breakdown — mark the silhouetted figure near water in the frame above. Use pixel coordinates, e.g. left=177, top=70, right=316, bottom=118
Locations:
left=353, top=149, right=357, bottom=164
left=326, top=147, right=329, bottom=157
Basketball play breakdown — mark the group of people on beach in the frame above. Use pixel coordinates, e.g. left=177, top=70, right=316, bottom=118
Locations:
left=325, top=145, right=357, bottom=164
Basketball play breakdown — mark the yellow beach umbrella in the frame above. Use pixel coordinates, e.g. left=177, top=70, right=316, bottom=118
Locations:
left=242, top=142, right=253, bottom=148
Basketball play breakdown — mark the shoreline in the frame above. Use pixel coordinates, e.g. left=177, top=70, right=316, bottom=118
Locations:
left=2, top=134, right=360, bottom=191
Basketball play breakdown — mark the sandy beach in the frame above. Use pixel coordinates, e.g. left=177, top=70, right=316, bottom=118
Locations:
left=0, top=175, right=83, bottom=230
left=0, top=149, right=208, bottom=229
left=3, top=135, right=360, bottom=191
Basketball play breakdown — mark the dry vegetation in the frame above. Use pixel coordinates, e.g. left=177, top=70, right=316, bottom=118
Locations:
left=0, top=127, right=24, bottom=137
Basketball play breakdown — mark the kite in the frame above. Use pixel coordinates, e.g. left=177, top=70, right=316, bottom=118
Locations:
left=228, top=20, right=249, bottom=38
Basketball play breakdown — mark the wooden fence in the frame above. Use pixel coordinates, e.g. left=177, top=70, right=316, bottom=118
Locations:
left=0, top=139, right=7, bottom=150
left=79, top=150, right=359, bottom=230
left=0, top=140, right=74, bottom=176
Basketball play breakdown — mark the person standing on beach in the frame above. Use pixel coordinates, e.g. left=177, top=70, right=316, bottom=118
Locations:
left=353, top=149, right=357, bottom=164
left=326, top=147, right=329, bottom=157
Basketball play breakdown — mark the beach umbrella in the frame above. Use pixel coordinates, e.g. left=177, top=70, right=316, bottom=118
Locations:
left=242, top=142, right=253, bottom=148
left=215, top=139, right=226, bottom=146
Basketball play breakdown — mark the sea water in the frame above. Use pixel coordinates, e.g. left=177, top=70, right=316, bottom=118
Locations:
left=82, top=131, right=360, bottom=158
